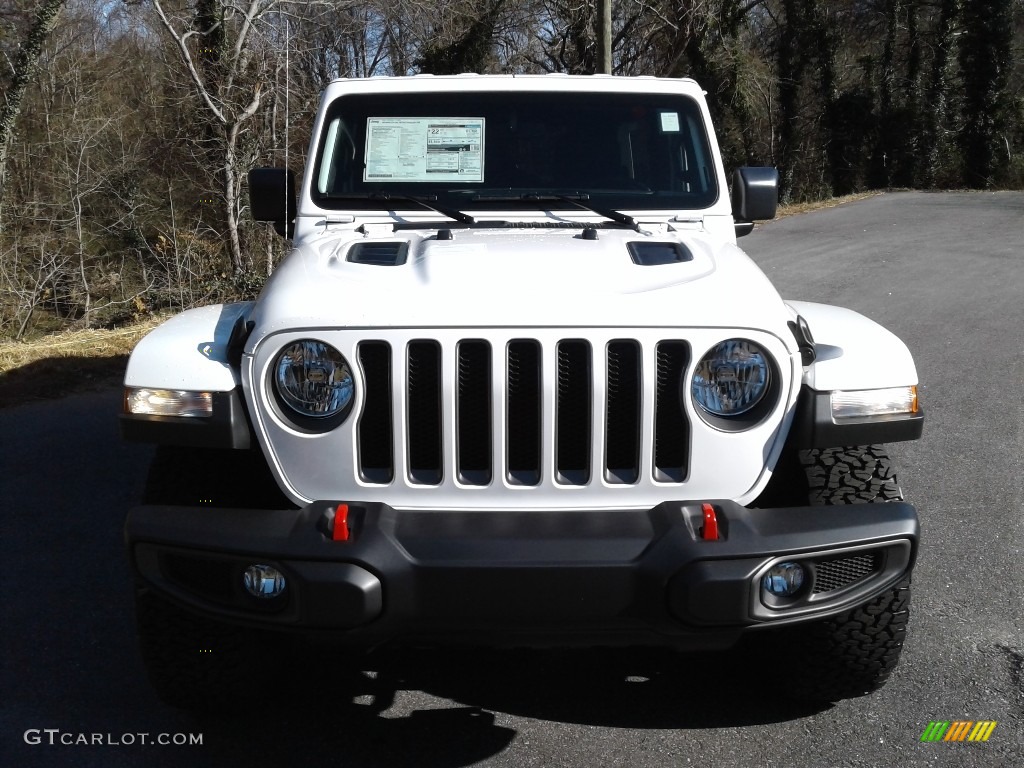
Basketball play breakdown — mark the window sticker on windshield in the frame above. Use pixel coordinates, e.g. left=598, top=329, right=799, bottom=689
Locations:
left=364, top=118, right=484, bottom=182
left=659, top=112, right=681, bottom=133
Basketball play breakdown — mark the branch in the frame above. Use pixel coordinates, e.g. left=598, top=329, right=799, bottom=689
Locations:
left=152, top=0, right=226, bottom=124
left=226, top=0, right=283, bottom=95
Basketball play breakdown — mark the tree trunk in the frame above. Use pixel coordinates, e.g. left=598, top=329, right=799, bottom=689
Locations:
left=0, top=0, right=67, bottom=226
left=958, top=0, right=1013, bottom=188
left=777, top=0, right=806, bottom=203
left=904, top=1, right=923, bottom=186
left=873, top=0, right=902, bottom=188
left=224, top=123, right=244, bottom=273
left=922, top=0, right=961, bottom=187
left=596, top=0, right=612, bottom=74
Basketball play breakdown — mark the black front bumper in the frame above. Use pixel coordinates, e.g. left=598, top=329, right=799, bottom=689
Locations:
left=126, top=500, right=918, bottom=649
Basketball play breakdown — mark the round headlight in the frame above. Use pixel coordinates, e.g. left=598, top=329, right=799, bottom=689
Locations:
left=691, top=339, right=771, bottom=417
left=274, top=340, right=354, bottom=420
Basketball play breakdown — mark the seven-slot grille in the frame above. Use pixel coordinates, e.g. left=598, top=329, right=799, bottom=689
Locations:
left=355, top=337, right=690, bottom=487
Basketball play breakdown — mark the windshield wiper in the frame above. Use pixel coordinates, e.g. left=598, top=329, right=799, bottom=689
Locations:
left=322, top=192, right=475, bottom=224
left=468, top=192, right=589, bottom=202
left=469, top=192, right=642, bottom=232
left=552, top=195, right=642, bottom=232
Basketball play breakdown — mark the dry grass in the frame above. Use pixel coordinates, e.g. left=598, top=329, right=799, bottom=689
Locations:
left=0, top=316, right=169, bottom=408
left=775, top=191, right=881, bottom=219
left=0, top=317, right=167, bottom=374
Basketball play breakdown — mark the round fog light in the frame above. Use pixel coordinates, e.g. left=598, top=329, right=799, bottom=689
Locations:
left=763, top=562, right=805, bottom=597
left=243, top=564, right=287, bottom=599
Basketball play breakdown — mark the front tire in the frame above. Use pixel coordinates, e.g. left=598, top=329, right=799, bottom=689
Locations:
left=142, top=445, right=294, bottom=509
left=135, top=587, right=271, bottom=709
left=758, top=445, right=912, bottom=701
left=134, top=445, right=293, bottom=709
left=801, top=445, right=903, bottom=505
left=771, top=576, right=911, bottom=701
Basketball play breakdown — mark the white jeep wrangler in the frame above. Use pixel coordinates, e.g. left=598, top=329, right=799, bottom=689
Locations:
left=122, top=75, right=923, bottom=708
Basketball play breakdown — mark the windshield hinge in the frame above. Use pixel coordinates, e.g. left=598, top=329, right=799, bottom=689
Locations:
left=636, top=221, right=670, bottom=236
left=321, top=215, right=356, bottom=228
left=359, top=222, right=396, bottom=237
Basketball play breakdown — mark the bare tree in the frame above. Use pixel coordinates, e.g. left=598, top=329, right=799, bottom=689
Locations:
left=0, top=0, right=67, bottom=224
left=151, top=0, right=286, bottom=273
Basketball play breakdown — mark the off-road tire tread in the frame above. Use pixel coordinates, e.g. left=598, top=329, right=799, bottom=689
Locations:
left=799, top=445, right=903, bottom=505
left=135, top=587, right=265, bottom=709
left=758, top=445, right=912, bottom=701
left=143, top=445, right=293, bottom=509
left=136, top=448, right=292, bottom=709
left=777, top=576, right=911, bottom=701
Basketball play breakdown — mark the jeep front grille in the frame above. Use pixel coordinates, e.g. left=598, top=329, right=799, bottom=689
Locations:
left=355, top=336, right=690, bottom=488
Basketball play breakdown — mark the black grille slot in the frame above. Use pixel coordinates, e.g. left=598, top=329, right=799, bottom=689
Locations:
left=457, top=341, right=492, bottom=485
left=407, top=341, right=443, bottom=484
left=654, top=341, right=690, bottom=482
left=605, top=341, right=641, bottom=483
left=357, top=342, right=393, bottom=483
left=556, top=340, right=592, bottom=485
left=506, top=340, right=541, bottom=485
left=813, top=552, right=882, bottom=593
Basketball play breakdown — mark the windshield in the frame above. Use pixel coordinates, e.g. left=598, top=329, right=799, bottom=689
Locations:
left=311, top=90, right=719, bottom=213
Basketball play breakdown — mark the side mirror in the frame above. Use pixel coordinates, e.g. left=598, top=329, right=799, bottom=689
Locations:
left=249, top=168, right=296, bottom=238
left=732, top=167, right=779, bottom=238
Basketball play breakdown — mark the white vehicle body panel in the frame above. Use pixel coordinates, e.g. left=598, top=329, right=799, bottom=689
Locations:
left=246, top=228, right=793, bottom=339
left=125, top=303, right=253, bottom=391
left=788, top=301, right=919, bottom=390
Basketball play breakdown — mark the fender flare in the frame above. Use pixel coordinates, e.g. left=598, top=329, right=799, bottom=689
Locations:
left=121, top=303, right=256, bottom=449
left=788, top=301, right=918, bottom=390
left=124, top=302, right=254, bottom=391
left=787, top=301, right=923, bottom=448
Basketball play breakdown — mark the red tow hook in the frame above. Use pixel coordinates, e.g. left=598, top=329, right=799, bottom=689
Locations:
left=332, top=503, right=351, bottom=541
left=701, top=503, right=719, bottom=541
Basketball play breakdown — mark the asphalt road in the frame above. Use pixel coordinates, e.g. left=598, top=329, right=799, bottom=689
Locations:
left=2, top=191, right=1022, bottom=767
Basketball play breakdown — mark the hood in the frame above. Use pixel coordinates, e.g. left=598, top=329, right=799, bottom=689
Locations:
left=248, top=224, right=793, bottom=343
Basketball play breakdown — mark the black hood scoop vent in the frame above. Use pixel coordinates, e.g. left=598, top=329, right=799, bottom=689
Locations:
left=627, top=241, right=694, bottom=266
left=348, top=241, right=409, bottom=266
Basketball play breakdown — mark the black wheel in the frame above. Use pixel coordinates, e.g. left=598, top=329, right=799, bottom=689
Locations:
left=143, top=444, right=295, bottom=509
left=135, top=445, right=294, bottom=709
left=755, top=445, right=912, bottom=701
left=769, top=576, right=911, bottom=701
left=135, top=586, right=278, bottom=710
